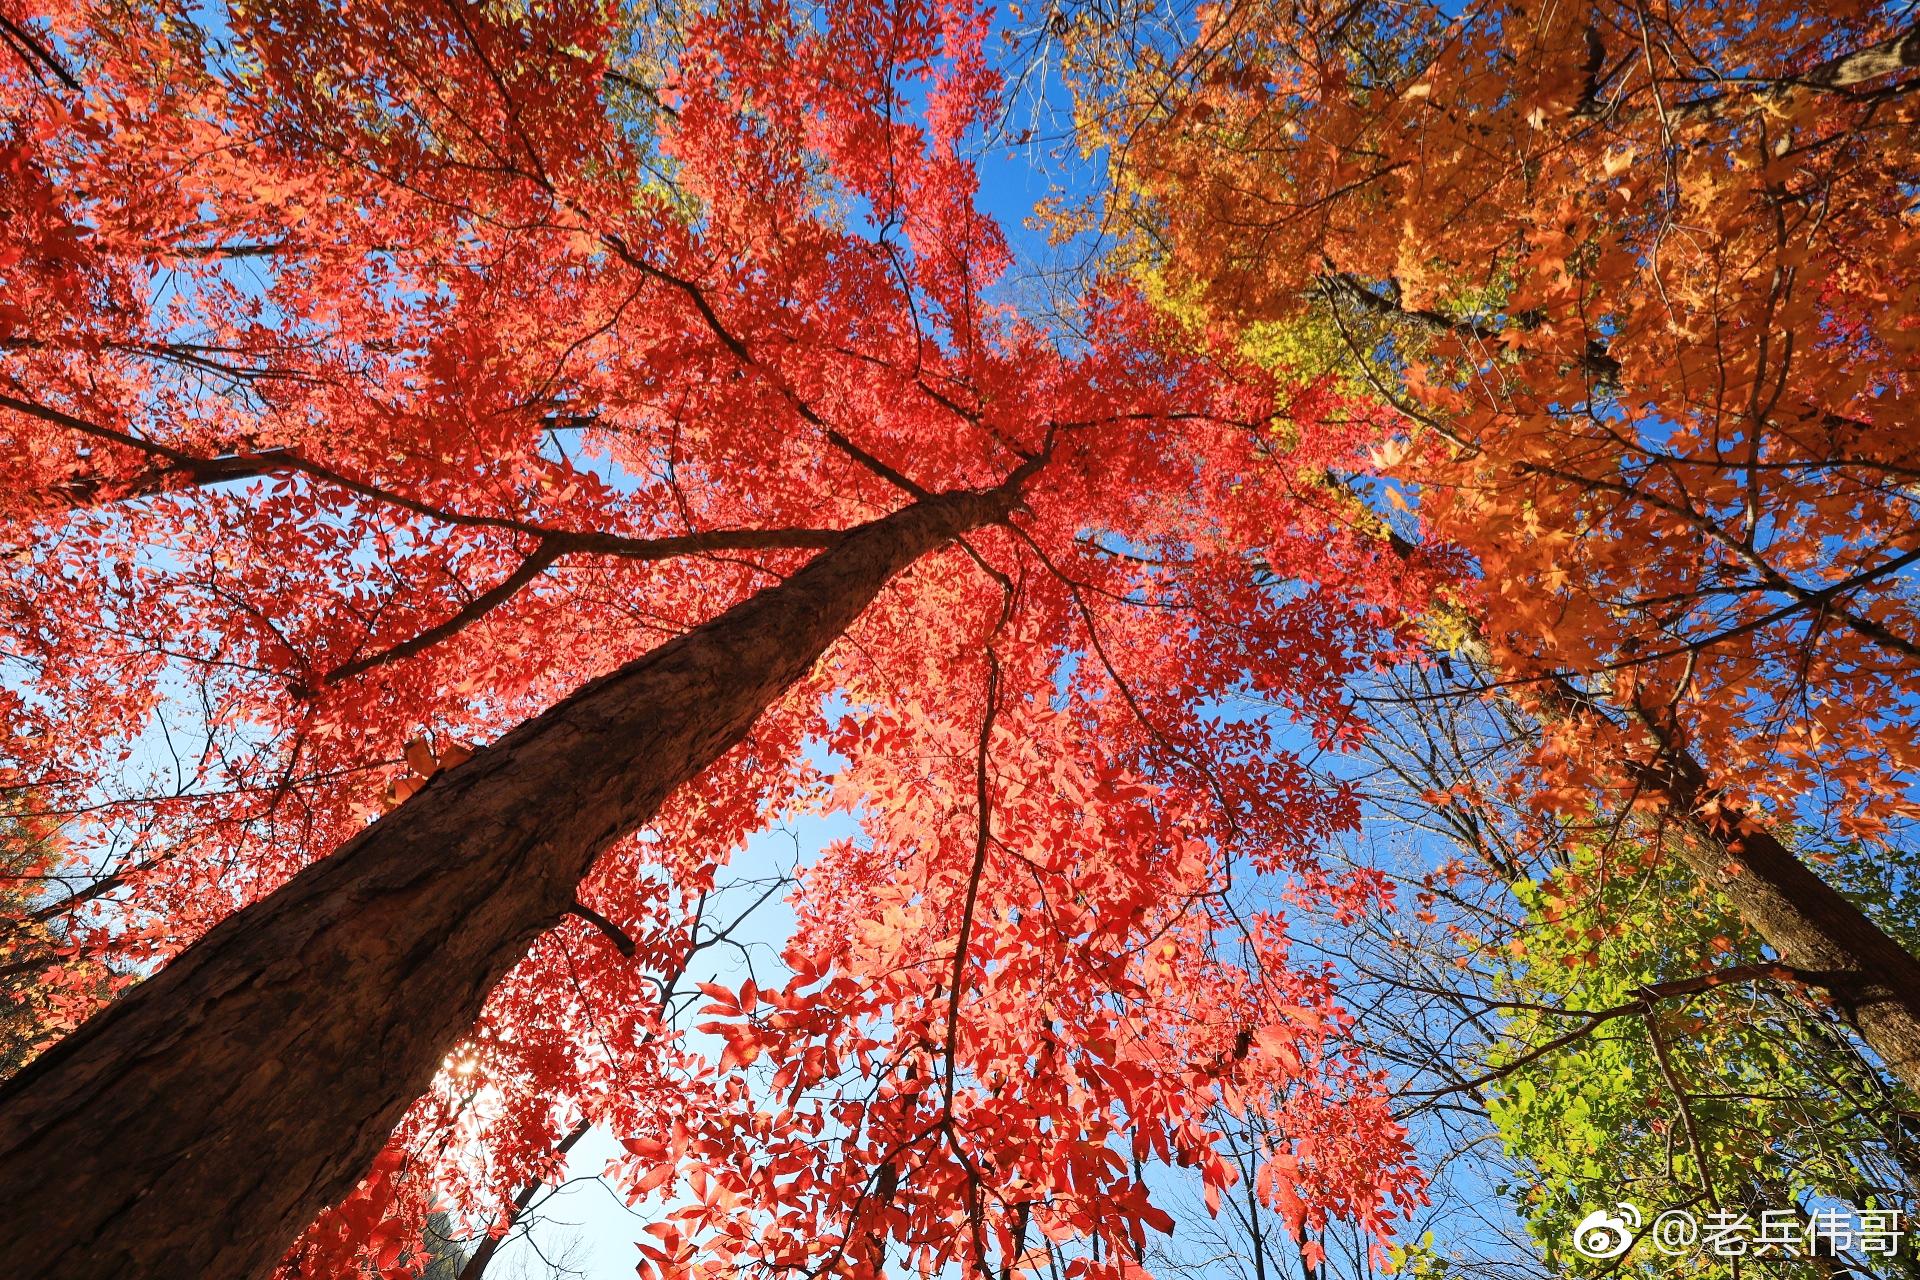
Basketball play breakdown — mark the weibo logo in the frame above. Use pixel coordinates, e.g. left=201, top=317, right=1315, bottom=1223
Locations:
left=1571, top=1203, right=1641, bottom=1259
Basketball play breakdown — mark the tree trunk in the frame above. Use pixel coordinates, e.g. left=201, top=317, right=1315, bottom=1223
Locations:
left=0, top=484, right=1010, bottom=1280
left=1474, top=634, right=1920, bottom=1093
left=1359, top=510, right=1920, bottom=1095
left=1636, top=743, right=1920, bottom=1095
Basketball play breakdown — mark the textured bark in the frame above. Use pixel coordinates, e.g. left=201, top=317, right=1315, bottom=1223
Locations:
left=1358, top=511, right=1920, bottom=1093
left=1483, top=644, right=1920, bottom=1093
left=0, top=484, right=1010, bottom=1280
left=1636, top=744, right=1920, bottom=1095
left=1490, top=643, right=1920, bottom=1092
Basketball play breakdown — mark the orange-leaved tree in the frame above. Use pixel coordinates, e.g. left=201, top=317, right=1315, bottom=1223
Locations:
left=0, top=1, right=1438, bottom=1277
left=1066, top=0, right=1920, bottom=1089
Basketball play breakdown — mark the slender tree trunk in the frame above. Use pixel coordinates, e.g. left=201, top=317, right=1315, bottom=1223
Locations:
left=1354, top=509, right=1920, bottom=1093
left=1634, top=741, right=1920, bottom=1095
left=0, top=484, right=1011, bottom=1280
left=1466, top=631, right=1920, bottom=1093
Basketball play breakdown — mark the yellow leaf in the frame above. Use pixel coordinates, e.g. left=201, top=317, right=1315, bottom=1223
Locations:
left=404, top=736, right=437, bottom=778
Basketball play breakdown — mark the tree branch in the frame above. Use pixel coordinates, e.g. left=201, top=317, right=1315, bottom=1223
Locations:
left=565, top=900, right=636, bottom=958
left=1668, top=21, right=1920, bottom=121
left=455, top=1117, right=593, bottom=1280
left=0, top=15, right=80, bottom=91
left=318, top=524, right=847, bottom=686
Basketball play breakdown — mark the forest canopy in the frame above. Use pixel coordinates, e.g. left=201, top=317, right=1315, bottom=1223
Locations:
left=0, top=2, right=1915, bottom=1279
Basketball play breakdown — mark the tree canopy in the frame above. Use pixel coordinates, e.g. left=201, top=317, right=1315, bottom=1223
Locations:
left=1075, top=0, right=1920, bottom=840
left=0, top=1, right=1440, bottom=1276
left=3, top=1, right=1918, bottom=1278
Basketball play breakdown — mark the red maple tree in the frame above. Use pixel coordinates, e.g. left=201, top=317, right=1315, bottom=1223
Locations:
left=0, top=1, right=1436, bottom=1276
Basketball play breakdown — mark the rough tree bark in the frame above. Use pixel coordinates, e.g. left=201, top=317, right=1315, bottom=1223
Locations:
left=1633, top=738, right=1920, bottom=1095
left=1466, top=601, right=1920, bottom=1093
left=0, top=480, right=1018, bottom=1280
left=1357, top=510, right=1920, bottom=1094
